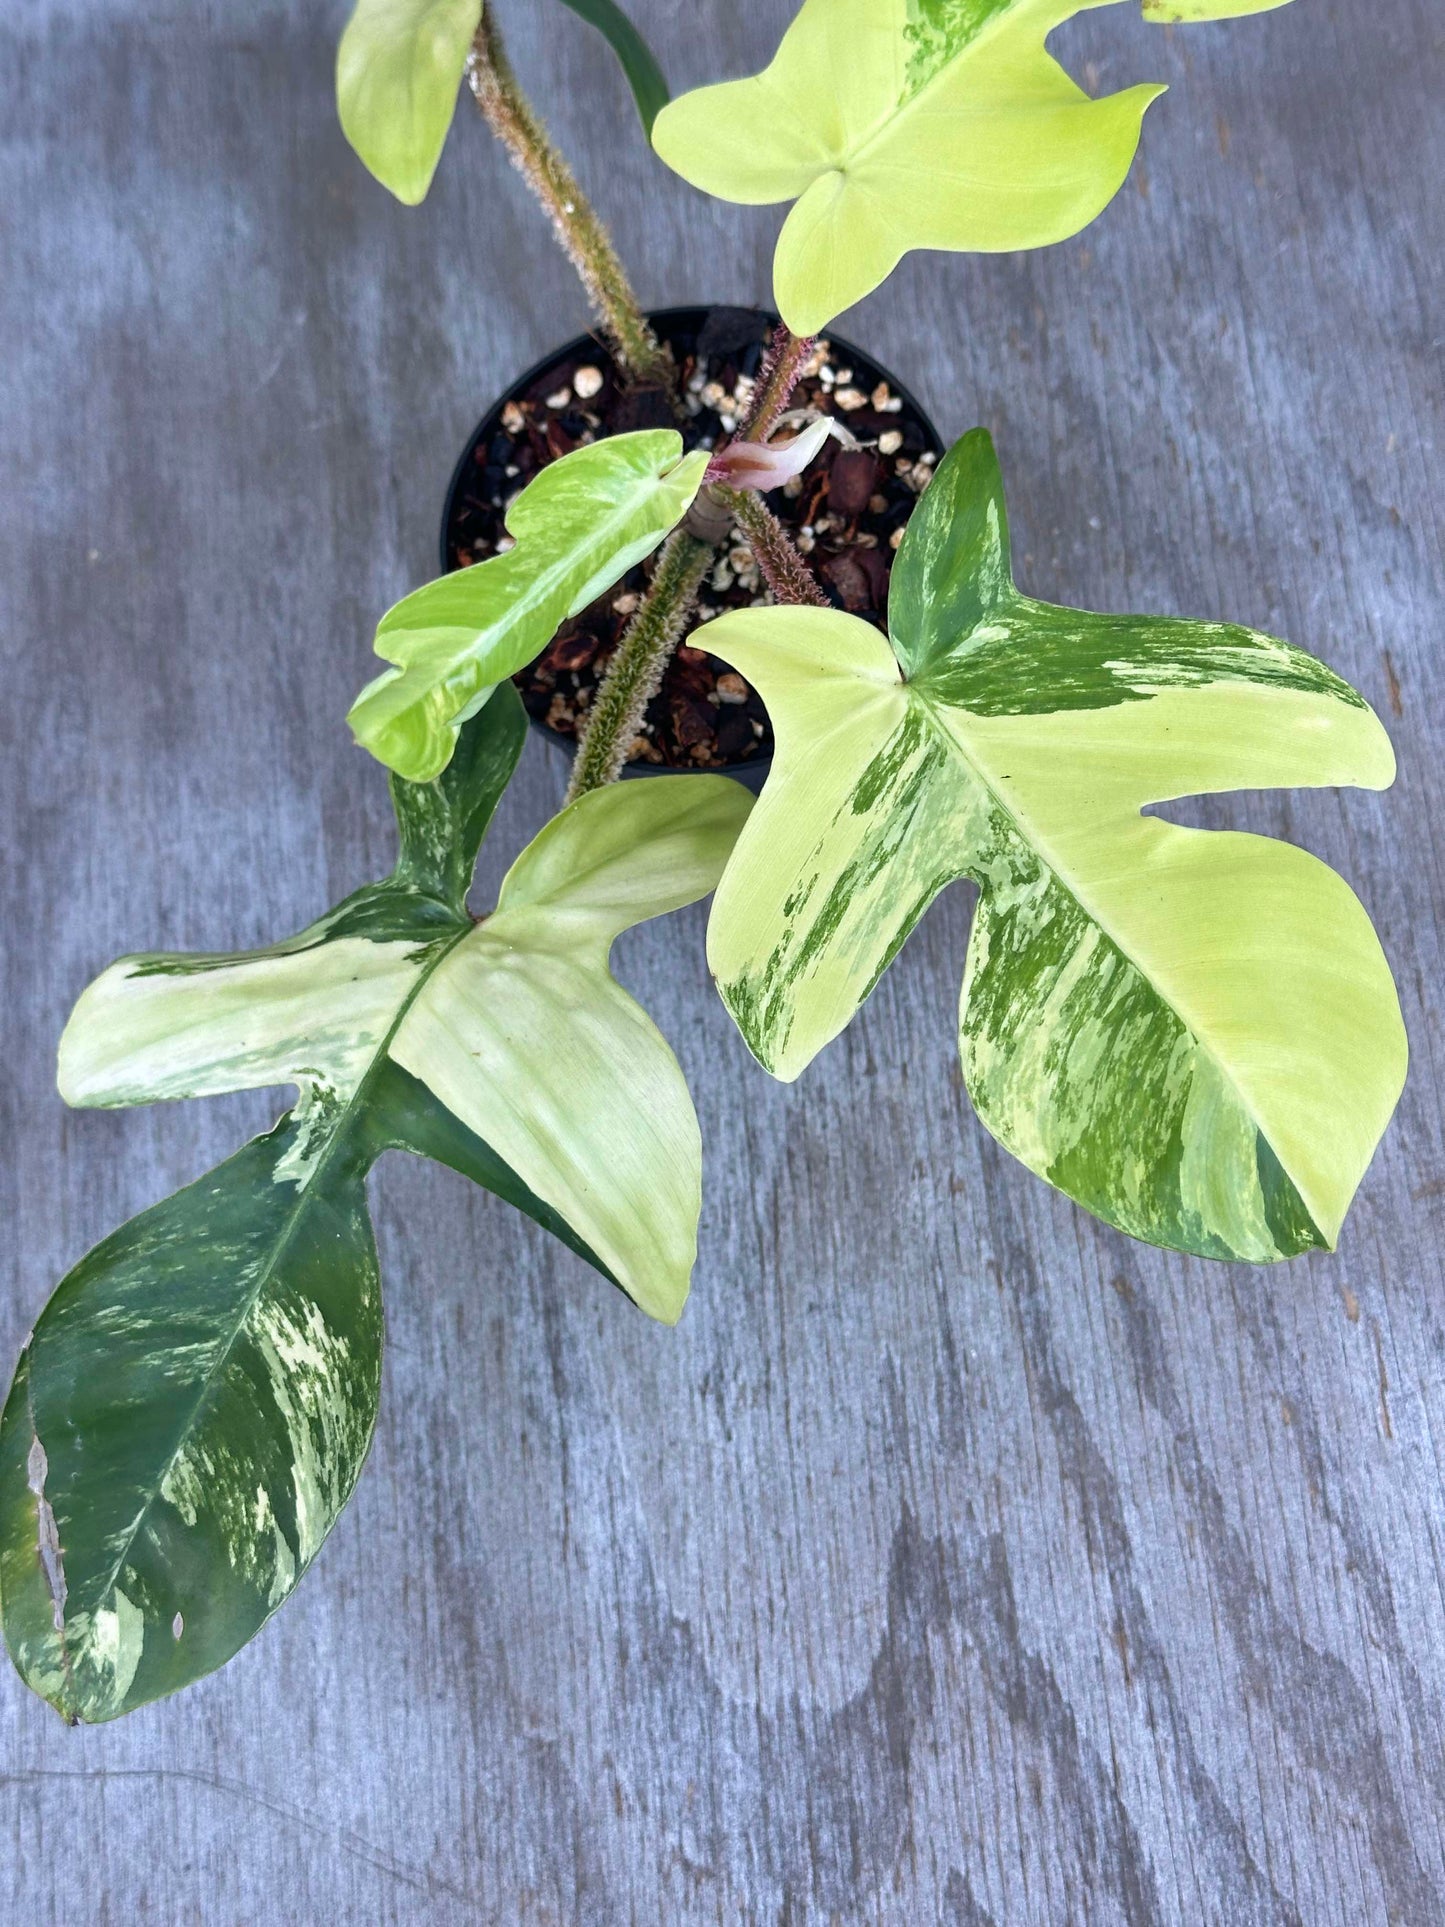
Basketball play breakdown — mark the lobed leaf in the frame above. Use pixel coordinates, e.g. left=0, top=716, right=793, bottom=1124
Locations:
left=337, top=0, right=484, bottom=205
left=652, top=0, right=1295, bottom=335
left=701, top=431, right=1404, bottom=1263
left=348, top=431, right=709, bottom=783
left=3, top=688, right=751, bottom=1719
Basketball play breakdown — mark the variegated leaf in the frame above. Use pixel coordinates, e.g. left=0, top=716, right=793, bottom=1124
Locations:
left=348, top=431, right=709, bottom=783
left=2, top=687, right=750, bottom=1721
left=651, top=0, right=1296, bottom=335
left=702, top=431, right=1404, bottom=1263
left=0, top=1124, right=382, bottom=1726
left=337, top=0, right=484, bottom=205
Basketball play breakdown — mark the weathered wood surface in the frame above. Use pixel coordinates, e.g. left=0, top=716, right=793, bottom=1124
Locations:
left=3, top=1, right=1442, bottom=1919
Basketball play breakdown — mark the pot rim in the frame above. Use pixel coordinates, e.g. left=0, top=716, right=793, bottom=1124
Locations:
left=438, top=304, right=945, bottom=784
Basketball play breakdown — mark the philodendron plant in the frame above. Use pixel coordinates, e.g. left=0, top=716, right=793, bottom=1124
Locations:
left=4, top=0, right=1402, bottom=1722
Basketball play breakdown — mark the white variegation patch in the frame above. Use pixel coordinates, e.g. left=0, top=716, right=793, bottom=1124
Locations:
left=59, top=936, right=430, bottom=1111
left=251, top=1297, right=363, bottom=1569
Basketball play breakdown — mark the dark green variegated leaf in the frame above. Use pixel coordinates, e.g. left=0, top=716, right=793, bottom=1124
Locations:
left=652, top=0, right=1296, bottom=334
left=337, top=0, right=484, bottom=205
left=2, top=687, right=751, bottom=1720
left=349, top=430, right=708, bottom=782
left=702, top=432, right=1404, bottom=1264
left=0, top=1123, right=381, bottom=1725
left=558, top=0, right=669, bottom=136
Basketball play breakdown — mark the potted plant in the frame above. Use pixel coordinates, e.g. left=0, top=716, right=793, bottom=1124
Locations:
left=0, top=0, right=1405, bottom=1725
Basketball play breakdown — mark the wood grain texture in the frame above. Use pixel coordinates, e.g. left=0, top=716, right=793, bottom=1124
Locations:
left=2, top=1, right=1442, bottom=1918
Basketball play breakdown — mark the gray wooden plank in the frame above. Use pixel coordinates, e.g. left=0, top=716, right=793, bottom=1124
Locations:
left=1, top=0, right=1442, bottom=1919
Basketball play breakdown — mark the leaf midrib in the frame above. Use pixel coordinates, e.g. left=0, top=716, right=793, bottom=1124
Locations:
left=64, top=907, right=474, bottom=1638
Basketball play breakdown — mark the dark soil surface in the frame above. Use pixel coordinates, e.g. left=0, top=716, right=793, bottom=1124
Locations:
left=443, top=307, right=943, bottom=773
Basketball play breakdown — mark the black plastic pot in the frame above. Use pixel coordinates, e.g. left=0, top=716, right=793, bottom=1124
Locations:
left=440, top=305, right=944, bottom=788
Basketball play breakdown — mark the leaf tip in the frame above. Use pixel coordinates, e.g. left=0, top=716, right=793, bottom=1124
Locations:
left=647, top=1287, right=688, bottom=1330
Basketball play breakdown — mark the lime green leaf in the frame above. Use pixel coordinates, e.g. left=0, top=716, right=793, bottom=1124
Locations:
left=651, top=0, right=1295, bottom=334
left=337, top=0, right=484, bottom=205
left=4, top=688, right=750, bottom=1719
left=348, top=431, right=709, bottom=783
left=558, top=0, right=669, bottom=136
left=702, top=431, right=1403, bottom=1263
